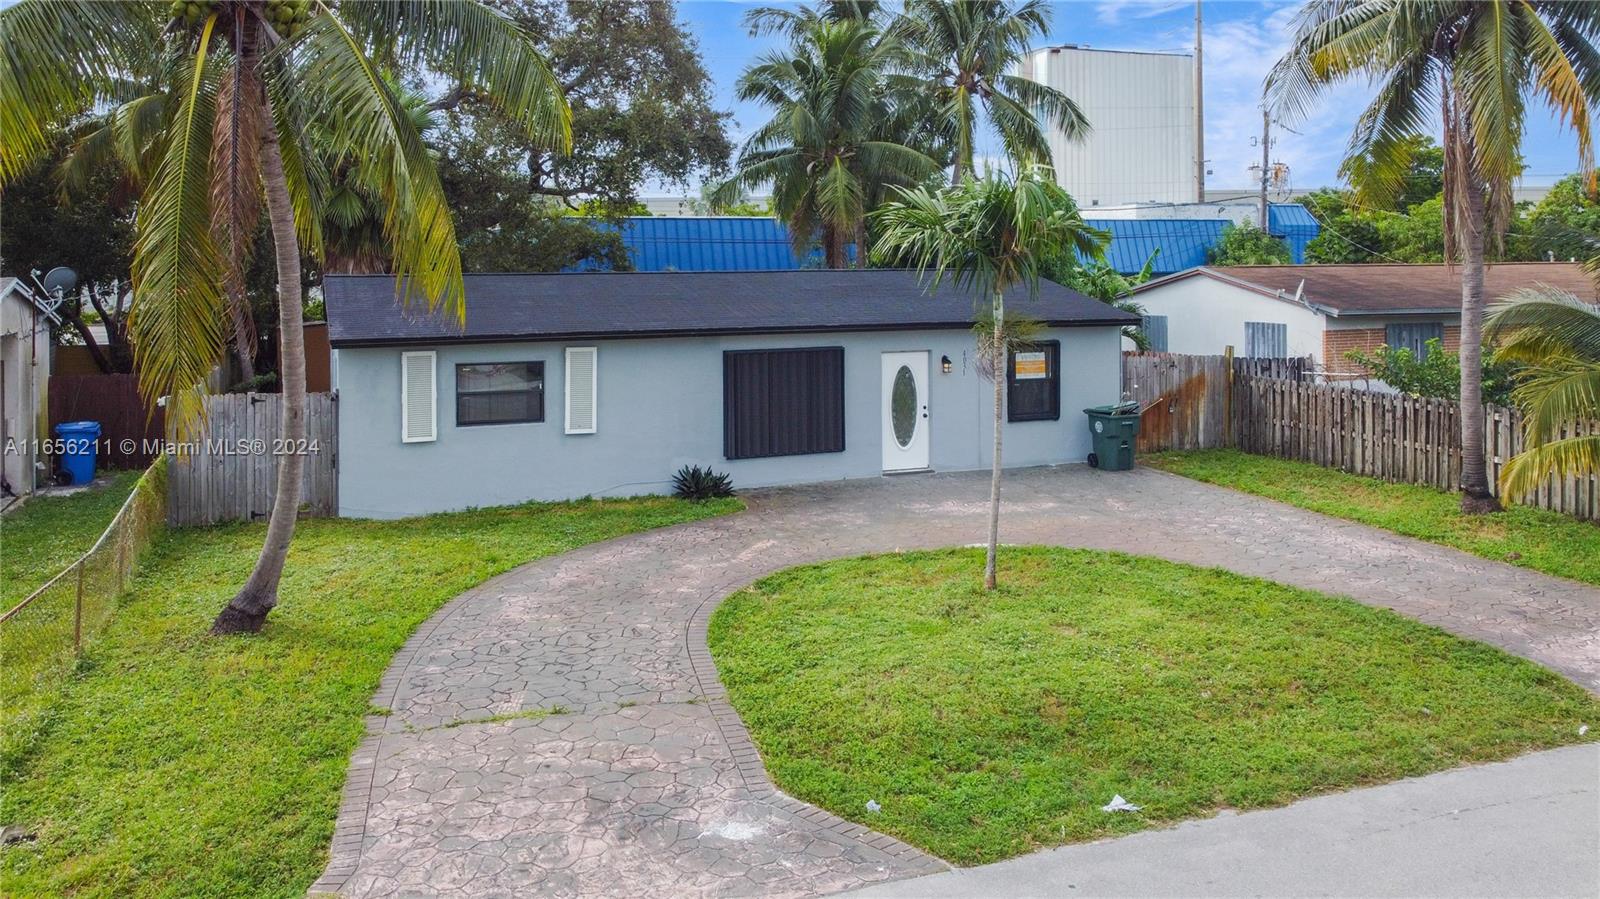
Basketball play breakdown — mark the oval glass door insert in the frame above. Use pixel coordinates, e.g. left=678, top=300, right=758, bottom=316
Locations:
left=891, top=365, right=917, bottom=447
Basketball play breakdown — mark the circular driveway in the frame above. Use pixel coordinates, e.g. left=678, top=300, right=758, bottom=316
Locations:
left=309, top=465, right=1600, bottom=897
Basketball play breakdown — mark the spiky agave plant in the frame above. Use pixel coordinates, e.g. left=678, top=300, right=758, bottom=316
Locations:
left=1, top=0, right=570, bottom=633
left=671, top=465, right=736, bottom=502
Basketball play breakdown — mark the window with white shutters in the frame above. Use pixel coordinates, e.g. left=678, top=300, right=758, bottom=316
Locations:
left=400, top=351, right=437, bottom=443
left=565, top=346, right=597, bottom=434
left=1244, top=321, right=1288, bottom=358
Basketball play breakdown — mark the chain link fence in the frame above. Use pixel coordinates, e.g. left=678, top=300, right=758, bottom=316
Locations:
left=1, top=457, right=168, bottom=762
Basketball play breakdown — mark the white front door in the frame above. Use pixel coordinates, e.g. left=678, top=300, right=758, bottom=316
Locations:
left=881, top=351, right=930, bottom=471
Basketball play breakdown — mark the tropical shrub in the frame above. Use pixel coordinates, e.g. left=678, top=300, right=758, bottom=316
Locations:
left=1207, top=222, right=1293, bottom=266
left=671, top=465, right=735, bottom=501
left=1344, top=338, right=1520, bottom=405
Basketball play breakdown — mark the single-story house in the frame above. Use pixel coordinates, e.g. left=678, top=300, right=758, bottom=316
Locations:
left=1128, top=262, right=1597, bottom=374
left=325, top=270, right=1135, bottom=518
left=0, top=276, right=59, bottom=496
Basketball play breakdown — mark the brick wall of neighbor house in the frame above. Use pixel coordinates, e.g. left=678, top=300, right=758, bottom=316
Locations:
left=1323, top=325, right=1461, bottom=376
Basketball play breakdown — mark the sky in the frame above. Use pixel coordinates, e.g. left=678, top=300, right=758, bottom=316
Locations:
left=674, top=0, right=1586, bottom=194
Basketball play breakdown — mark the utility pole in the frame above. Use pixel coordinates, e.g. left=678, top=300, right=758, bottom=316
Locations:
left=1258, top=105, right=1271, bottom=230
left=1194, top=0, right=1205, bottom=203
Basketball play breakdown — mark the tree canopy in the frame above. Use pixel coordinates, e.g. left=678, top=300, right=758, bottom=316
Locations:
left=1207, top=222, right=1293, bottom=266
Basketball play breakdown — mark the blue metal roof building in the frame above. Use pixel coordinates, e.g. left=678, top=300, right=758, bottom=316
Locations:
left=1268, top=203, right=1321, bottom=262
left=602, top=206, right=1316, bottom=274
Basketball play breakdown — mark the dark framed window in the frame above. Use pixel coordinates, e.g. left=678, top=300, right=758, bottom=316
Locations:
left=1007, top=340, right=1060, bottom=422
left=456, top=361, right=544, bottom=426
left=1386, top=322, right=1444, bottom=358
left=1245, top=321, right=1288, bottom=358
left=724, top=347, right=844, bottom=459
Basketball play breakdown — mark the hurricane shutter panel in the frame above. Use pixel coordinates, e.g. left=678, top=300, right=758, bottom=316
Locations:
left=400, top=351, right=436, bottom=443
left=565, top=346, right=598, bottom=434
left=1385, top=322, right=1444, bottom=357
left=723, top=347, right=844, bottom=459
left=1245, top=321, right=1288, bottom=358
left=1141, top=315, right=1168, bottom=352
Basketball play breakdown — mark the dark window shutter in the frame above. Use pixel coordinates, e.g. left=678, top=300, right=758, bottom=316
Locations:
left=1141, top=315, right=1169, bottom=352
left=1386, top=322, right=1444, bottom=357
left=1245, top=321, right=1287, bottom=358
left=724, top=347, right=845, bottom=459
left=1007, top=340, right=1061, bottom=422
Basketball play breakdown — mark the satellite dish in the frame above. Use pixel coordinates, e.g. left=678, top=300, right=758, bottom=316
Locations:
left=35, top=267, right=77, bottom=313
left=41, top=266, right=77, bottom=297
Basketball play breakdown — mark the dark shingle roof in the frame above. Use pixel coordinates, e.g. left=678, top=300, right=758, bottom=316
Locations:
left=324, top=270, right=1135, bottom=347
left=1198, top=262, right=1597, bottom=315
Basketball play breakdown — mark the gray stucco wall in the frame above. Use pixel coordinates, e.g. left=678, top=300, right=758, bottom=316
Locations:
left=334, top=326, right=1123, bottom=518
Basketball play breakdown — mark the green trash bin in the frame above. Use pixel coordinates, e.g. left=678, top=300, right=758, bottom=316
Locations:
left=1083, top=401, right=1141, bottom=470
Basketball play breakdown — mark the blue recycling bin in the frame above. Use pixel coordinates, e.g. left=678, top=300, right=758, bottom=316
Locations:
left=54, top=420, right=102, bottom=485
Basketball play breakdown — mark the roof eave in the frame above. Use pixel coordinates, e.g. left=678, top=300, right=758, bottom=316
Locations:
left=328, top=317, right=1137, bottom=349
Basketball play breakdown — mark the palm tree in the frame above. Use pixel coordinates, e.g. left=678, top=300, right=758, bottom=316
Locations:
left=1269, top=1, right=1599, bottom=513
left=872, top=167, right=1106, bottom=589
left=1, top=0, right=569, bottom=633
left=1485, top=287, right=1600, bottom=499
left=713, top=16, right=936, bottom=268
left=899, top=0, right=1088, bottom=183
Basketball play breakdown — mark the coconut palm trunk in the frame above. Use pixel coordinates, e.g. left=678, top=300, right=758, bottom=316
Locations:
left=984, top=293, right=1004, bottom=590
left=211, top=98, right=305, bottom=635
left=1456, top=176, right=1501, bottom=512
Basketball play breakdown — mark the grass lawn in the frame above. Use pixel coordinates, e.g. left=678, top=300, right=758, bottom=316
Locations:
left=1, top=470, right=143, bottom=607
left=1145, top=450, right=1600, bottom=587
left=0, top=495, right=739, bottom=898
left=709, top=547, right=1600, bottom=866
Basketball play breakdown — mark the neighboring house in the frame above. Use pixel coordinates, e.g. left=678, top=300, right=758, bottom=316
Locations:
left=325, top=270, right=1134, bottom=518
left=599, top=211, right=1317, bottom=276
left=0, top=277, right=60, bottom=496
left=1128, top=262, right=1598, bottom=375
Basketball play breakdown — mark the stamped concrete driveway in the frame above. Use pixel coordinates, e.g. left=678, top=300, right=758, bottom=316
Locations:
left=310, top=465, right=1600, bottom=898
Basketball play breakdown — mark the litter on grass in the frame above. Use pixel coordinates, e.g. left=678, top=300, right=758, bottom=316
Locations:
left=865, top=800, right=882, bottom=813
left=1581, top=724, right=1590, bottom=736
left=1101, top=795, right=1141, bottom=813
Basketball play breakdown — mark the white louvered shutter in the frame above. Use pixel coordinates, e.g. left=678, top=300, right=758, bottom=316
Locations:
left=401, top=351, right=437, bottom=443
left=565, top=346, right=597, bottom=434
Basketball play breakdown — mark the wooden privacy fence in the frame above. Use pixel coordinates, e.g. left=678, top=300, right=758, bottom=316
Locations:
left=166, top=392, right=338, bottom=526
left=1235, top=376, right=1599, bottom=520
left=1122, top=353, right=1598, bottom=520
left=1122, top=353, right=1309, bottom=453
left=48, top=373, right=165, bottom=469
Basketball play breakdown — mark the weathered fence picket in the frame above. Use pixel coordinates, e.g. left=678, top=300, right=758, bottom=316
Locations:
left=1122, top=353, right=1597, bottom=520
left=166, top=392, right=338, bottom=526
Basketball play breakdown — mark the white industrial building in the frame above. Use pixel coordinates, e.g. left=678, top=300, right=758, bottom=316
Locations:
left=1016, top=45, right=1199, bottom=209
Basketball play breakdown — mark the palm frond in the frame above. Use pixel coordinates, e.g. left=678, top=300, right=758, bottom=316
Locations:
left=284, top=12, right=463, bottom=317
left=263, top=72, right=327, bottom=259
left=1500, top=431, right=1600, bottom=499
left=128, top=14, right=227, bottom=437
left=1508, top=359, right=1600, bottom=442
left=337, top=0, right=570, bottom=153
left=1486, top=286, right=1600, bottom=363
left=0, top=0, right=160, bottom=183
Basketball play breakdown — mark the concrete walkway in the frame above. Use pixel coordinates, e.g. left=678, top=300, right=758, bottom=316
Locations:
left=310, top=466, right=1600, bottom=897
left=843, top=743, right=1600, bottom=899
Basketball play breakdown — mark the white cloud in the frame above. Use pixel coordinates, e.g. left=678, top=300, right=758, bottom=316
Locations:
left=1095, top=0, right=1190, bottom=27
